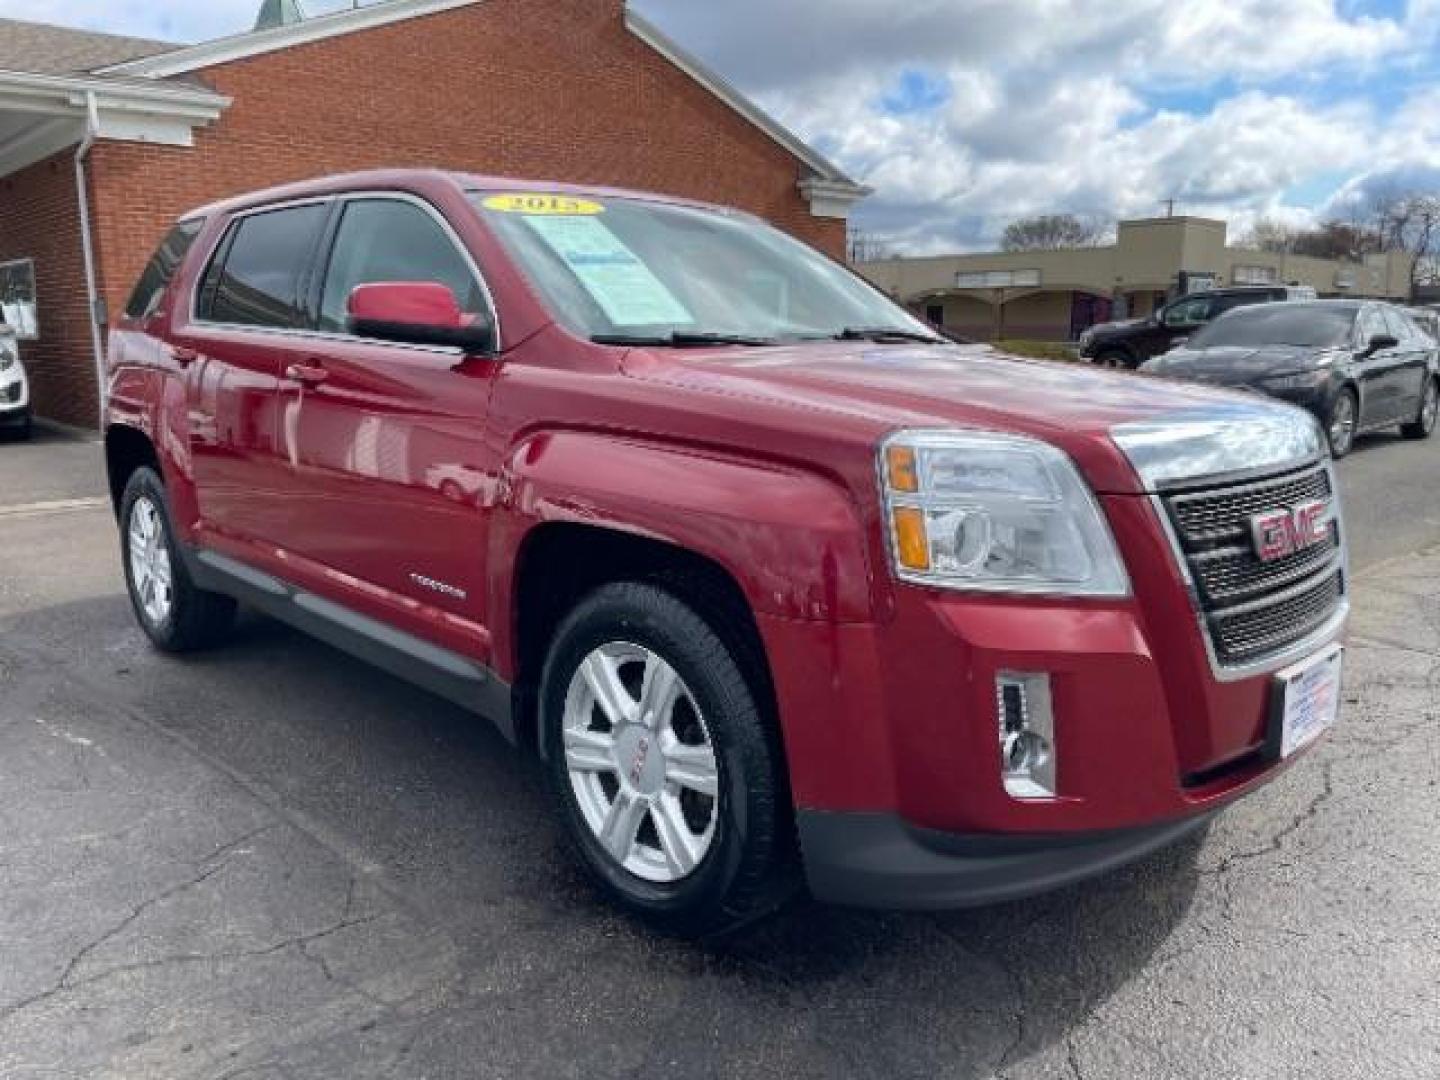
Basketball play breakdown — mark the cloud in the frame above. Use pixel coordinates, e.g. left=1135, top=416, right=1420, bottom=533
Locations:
left=5, top=0, right=1440, bottom=252
left=634, top=0, right=1440, bottom=252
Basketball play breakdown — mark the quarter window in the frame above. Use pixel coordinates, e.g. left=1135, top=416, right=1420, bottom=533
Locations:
left=126, top=220, right=204, bottom=321
left=318, top=199, right=485, bottom=334
left=198, top=204, right=327, bottom=329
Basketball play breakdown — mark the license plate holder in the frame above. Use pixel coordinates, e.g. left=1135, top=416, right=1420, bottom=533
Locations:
left=1265, top=644, right=1344, bottom=761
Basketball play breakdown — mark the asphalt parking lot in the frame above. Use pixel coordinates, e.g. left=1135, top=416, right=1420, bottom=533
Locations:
left=2, top=425, right=1438, bottom=1080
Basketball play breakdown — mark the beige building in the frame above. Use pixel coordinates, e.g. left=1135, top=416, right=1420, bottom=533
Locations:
left=859, top=216, right=1415, bottom=343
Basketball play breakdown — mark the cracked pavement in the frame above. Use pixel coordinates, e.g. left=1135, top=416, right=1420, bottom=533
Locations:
left=1, top=426, right=1438, bottom=1079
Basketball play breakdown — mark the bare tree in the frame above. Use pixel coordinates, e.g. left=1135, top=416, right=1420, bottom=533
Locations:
left=1000, top=213, right=1110, bottom=252
left=1236, top=216, right=1296, bottom=254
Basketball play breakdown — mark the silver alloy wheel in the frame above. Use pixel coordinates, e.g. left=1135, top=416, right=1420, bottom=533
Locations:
left=128, top=496, right=174, bottom=626
left=562, top=642, right=720, bottom=883
left=1423, top=380, right=1439, bottom=433
left=1330, top=393, right=1356, bottom=455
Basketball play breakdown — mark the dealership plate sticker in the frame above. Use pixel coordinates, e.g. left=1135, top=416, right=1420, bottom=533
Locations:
left=1277, top=645, right=1343, bottom=758
left=522, top=215, right=694, bottom=328
left=482, top=193, right=605, bottom=216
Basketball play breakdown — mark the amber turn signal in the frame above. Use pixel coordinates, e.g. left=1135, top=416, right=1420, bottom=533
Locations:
left=891, top=507, right=930, bottom=571
left=885, top=445, right=919, bottom=493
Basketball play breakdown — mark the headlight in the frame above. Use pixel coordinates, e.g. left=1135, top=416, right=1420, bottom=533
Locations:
left=0, top=348, right=15, bottom=372
left=879, top=430, right=1130, bottom=597
left=1262, top=370, right=1328, bottom=391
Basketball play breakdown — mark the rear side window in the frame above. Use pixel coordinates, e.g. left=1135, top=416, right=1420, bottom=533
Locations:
left=197, top=204, right=327, bottom=329
left=125, top=220, right=203, bottom=320
left=317, top=199, right=485, bottom=333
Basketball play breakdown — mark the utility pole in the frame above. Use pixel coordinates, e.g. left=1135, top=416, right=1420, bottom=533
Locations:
left=1163, top=199, right=1176, bottom=218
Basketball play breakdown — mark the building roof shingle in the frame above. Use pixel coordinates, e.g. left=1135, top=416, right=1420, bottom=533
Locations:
left=0, top=17, right=179, bottom=76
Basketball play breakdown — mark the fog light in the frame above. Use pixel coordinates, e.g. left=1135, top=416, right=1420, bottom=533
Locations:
left=997, top=672, right=1057, bottom=799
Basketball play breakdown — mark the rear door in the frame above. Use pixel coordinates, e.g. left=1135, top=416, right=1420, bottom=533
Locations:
left=282, top=194, right=502, bottom=657
left=169, top=201, right=330, bottom=550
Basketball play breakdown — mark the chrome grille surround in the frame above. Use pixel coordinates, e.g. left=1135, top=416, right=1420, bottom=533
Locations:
left=1113, top=404, right=1348, bottom=681
left=1156, top=460, right=1348, bottom=677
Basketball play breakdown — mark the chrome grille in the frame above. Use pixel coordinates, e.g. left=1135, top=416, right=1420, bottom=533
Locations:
left=1169, top=469, right=1331, bottom=543
left=1161, top=462, right=1346, bottom=666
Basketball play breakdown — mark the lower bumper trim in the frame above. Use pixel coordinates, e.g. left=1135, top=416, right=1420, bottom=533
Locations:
left=797, top=809, right=1217, bottom=910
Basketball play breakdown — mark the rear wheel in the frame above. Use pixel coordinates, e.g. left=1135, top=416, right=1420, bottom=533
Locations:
left=120, top=467, right=236, bottom=652
left=1401, top=377, right=1439, bottom=440
left=540, top=582, right=795, bottom=936
left=1326, top=388, right=1359, bottom=458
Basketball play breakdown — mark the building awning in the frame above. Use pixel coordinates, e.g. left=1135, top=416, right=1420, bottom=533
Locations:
left=0, top=68, right=228, bottom=177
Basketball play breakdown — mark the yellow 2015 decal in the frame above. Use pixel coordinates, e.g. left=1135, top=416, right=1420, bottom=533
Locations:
left=482, top=193, right=605, bottom=216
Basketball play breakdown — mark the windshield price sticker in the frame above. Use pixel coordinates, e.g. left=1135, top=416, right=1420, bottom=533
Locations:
left=523, top=215, right=693, bottom=327
left=483, top=193, right=605, bottom=216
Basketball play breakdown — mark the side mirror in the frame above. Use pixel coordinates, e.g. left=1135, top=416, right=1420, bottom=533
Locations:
left=1363, top=332, right=1399, bottom=357
left=347, top=282, right=496, bottom=356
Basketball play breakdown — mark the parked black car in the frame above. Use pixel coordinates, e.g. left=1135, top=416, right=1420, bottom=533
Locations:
left=1079, top=285, right=1316, bottom=368
left=1142, top=300, right=1440, bottom=458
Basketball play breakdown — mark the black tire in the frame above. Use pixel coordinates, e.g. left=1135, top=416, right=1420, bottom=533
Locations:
left=540, top=581, right=796, bottom=936
left=1094, top=349, right=1132, bottom=370
left=1326, top=387, right=1359, bottom=459
left=119, top=466, right=236, bottom=652
left=1401, top=377, right=1439, bottom=440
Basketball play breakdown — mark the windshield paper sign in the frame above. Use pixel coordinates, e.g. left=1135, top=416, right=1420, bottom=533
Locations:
left=523, top=215, right=693, bottom=328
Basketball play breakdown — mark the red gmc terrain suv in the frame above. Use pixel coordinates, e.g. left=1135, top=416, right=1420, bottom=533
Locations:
left=105, top=171, right=1347, bottom=934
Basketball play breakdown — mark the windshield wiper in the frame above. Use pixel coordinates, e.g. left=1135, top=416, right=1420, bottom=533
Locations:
left=591, top=331, right=779, bottom=348
left=833, top=326, right=945, bottom=344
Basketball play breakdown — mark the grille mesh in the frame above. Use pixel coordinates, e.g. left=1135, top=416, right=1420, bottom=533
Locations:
left=1161, top=463, right=1345, bottom=666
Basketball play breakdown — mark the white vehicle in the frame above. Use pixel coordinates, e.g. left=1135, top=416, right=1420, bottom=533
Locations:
left=0, top=321, right=30, bottom=440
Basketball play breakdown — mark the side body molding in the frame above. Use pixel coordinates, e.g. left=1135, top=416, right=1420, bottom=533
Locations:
left=187, top=549, right=516, bottom=741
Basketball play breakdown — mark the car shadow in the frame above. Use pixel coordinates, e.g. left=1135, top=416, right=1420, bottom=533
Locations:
left=2, top=596, right=1202, bottom=1077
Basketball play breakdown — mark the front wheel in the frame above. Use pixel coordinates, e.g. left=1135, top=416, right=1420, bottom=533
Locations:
left=1401, top=377, right=1439, bottom=440
left=1326, top=388, right=1359, bottom=459
left=1094, top=349, right=1131, bottom=370
left=540, top=582, right=796, bottom=936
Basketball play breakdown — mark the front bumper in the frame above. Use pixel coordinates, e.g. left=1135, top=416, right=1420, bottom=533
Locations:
left=0, top=403, right=29, bottom=427
left=798, top=808, right=1216, bottom=909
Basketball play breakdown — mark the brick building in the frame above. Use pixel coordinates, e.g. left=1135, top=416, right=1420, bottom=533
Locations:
left=0, top=0, right=867, bottom=427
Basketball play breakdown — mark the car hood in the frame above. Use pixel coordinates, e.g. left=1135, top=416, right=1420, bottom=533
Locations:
left=1156, top=344, right=1327, bottom=381
left=621, top=342, right=1321, bottom=493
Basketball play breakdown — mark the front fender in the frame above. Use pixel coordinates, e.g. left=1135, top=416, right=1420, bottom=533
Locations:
left=489, top=429, right=876, bottom=646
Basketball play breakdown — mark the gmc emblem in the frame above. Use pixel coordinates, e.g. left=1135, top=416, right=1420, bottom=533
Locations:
left=1250, top=500, right=1330, bottom=563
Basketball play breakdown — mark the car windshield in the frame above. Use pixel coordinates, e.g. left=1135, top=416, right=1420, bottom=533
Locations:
left=471, top=191, right=938, bottom=344
left=1188, top=305, right=1356, bottom=349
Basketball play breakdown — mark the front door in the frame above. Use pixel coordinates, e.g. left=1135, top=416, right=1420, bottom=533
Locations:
left=171, top=201, right=330, bottom=552
left=1149, top=294, right=1213, bottom=358
left=283, top=195, right=502, bottom=659
left=1354, top=305, right=1405, bottom=426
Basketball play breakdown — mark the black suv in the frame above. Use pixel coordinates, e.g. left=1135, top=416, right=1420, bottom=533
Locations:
left=1079, top=285, right=1316, bottom=368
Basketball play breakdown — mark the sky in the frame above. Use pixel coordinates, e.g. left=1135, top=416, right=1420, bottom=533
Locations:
left=6, top=0, right=1440, bottom=253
